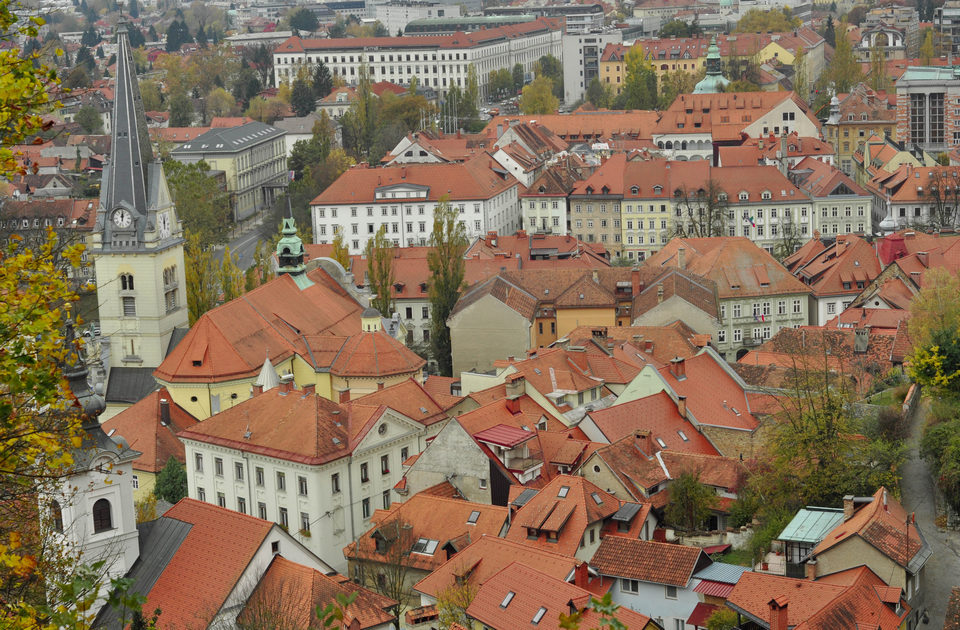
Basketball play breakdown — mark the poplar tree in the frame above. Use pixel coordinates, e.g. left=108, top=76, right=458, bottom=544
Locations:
left=427, top=198, right=468, bottom=376
left=364, top=225, right=395, bottom=318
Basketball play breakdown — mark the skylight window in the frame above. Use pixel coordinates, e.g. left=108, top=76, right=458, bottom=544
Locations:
left=500, top=591, right=515, bottom=608
left=411, top=538, right=439, bottom=555
left=678, top=430, right=689, bottom=442
left=591, top=492, right=603, bottom=505
left=558, top=486, right=570, bottom=498
left=467, top=510, right=480, bottom=524
left=532, top=607, right=547, bottom=624
left=656, top=438, right=667, bottom=448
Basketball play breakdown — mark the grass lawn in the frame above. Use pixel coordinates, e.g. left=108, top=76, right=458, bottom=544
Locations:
left=868, top=386, right=908, bottom=407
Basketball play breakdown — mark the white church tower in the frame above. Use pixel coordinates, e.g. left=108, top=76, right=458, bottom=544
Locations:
left=93, top=23, right=188, bottom=379
left=50, top=320, right=140, bottom=602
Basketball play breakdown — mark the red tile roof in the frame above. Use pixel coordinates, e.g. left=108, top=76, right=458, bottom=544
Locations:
left=504, top=475, right=643, bottom=556
left=483, top=111, right=660, bottom=142
left=329, top=329, right=426, bottom=377
left=726, top=565, right=909, bottom=630
left=466, top=562, right=654, bottom=630
left=154, top=268, right=365, bottom=383
left=142, top=499, right=276, bottom=629
left=812, top=487, right=927, bottom=569
left=659, top=352, right=762, bottom=432
left=786, top=234, right=882, bottom=299
left=590, top=535, right=710, bottom=587
left=102, top=389, right=198, bottom=473
left=344, top=494, right=509, bottom=573
left=645, top=237, right=811, bottom=299
left=586, top=391, right=718, bottom=454
left=413, top=535, right=580, bottom=599
left=474, top=423, right=536, bottom=448
left=466, top=230, right=609, bottom=267
left=179, top=388, right=392, bottom=465
left=351, top=377, right=455, bottom=426
left=311, top=154, right=517, bottom=206
left=239, top=556, right=397, bottom=629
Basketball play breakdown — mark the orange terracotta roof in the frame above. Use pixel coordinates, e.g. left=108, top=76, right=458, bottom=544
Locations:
left=504, top=475, right=641, bottom=557
left=727, top=565, right=909, bottom=630
left=312, top=154, right=517, bottom=206
left=154, top=268, right=364, bottom=383
left=239, top=556, right=396, bottom=629
left=586, top=391, right=717, bottom=454
left=141, top=499, right=276, bottom=628
left=351, top=378, right=454, bottom=426
left=590, top=535, right=710, bottom=587
left=812, top=487, right=928, bottom=569
left=645, top=237, right=811, bottom=299
left=457, top=395, right=566, bottom=436
left=466, top=230, right=609, bottom=267
left=413, top=535, right=580, bottom=599
left=102, top=389, right=198, bottom=473
left=787, top=234, right=882, bottom=299
left=329, top=329, right=425, bottom=377
left=179, top=388, right=390, bottom=465
left=483, top=110, right=660, bottom=142
left=466, top=563, right=654, bottom=630
left=343, top=494, right=508, bottom=573
left=659, top=352, right=761, bottom=432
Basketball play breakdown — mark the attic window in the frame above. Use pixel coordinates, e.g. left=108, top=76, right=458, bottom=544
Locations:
left=558, top=485, right=570, bottom=498
left=192, top=360, right=202, bottom=367
left=467, top=510, right=480, bottom=524
left=656, top=438, right=667, bottom=448
left=630, top=186, right=639, bottom=194
left=590, top=492, right=603, bottom=505
left=677, top=430, right=689, bottom=441
left=533, top=607, right=548, bottom=624
left=738, top=191, right=749, bottom=201
left=534, top=368, right=542, bottom=375
left=419, top=406, right=428, bottom=414
left=411, top=538, right=439, bottom=555
left=761, top=191, right=772, bottom=200
left=500, top=591, right=515, bottom=608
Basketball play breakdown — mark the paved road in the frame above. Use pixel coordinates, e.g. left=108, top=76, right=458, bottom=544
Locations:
left=900, top=399, right=960, bottom=627
left=215, top=217, right=270, bottom=269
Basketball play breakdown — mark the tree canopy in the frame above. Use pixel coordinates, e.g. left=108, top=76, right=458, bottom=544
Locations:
left=520, top=76, right=558, bottom=114
left=735, top=8, right=800, bottom=33
left=154, top=457, right=188, bottom=503
left=428, top=198, right=468, bottom=376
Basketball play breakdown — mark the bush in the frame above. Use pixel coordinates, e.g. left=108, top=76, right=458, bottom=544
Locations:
left=929, top=397, right=960, bottom=424
left=873, top=406, right=909, bottom=443
left=747, top=509, right=791, bottom=564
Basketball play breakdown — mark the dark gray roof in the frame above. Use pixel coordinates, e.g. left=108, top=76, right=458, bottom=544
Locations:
left=172, top=122, right=285, bottom=155
left=105, top=367, right=158, bottom=405
left=93, top=517, right=193, bottom=629
left=611, top=502, right=643, bottom=522
left=511, top=488, right=539, bottom=507
left=165, top=327, right=189, bottom=358
left=100, top=23, right=152, bottom=217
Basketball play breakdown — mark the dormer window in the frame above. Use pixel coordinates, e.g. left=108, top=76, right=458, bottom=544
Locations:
left=630, top=186, right=639, bottom=194
left=761, top=191, right=772, bottom=200
left=653, top=185, right=663, bottom=195
left=739, top=191, right=749, bottom=201
left=718, top=193, right=728, bottom=201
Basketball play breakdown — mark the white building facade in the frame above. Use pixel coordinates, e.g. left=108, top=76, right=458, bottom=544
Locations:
left=562, top=30, right=623, bottom=104
left=273, top=18, right=563, bottom=99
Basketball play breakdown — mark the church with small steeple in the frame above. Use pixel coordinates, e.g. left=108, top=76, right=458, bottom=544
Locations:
left=693, top=36, right=730, bottom=94
left=93, top=23, right=188, bottom=402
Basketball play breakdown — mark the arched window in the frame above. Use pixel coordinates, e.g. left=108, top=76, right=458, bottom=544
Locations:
left=51, top=500, right=63, bottom=532
left=120, top=273, right=134, bottom=291
left=93, top=498, right=112, bottom=533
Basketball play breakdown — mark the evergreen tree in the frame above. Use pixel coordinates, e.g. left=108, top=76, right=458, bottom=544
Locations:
left=312, top=61, right=333, bottom=98
left=154, top=457, right=188, bottom=503
left=128, top=27, right=145, bottom=49
left=129, top=0, right=138, bottom=18
left=512, top=62, right=524, bottom=92
left=291, top=77, right=315, bottom=117
left=168, top=91, right=193, bottom=126
left=428, top=198, right=468, bottom=376
left=195, top=24, right=207, bottom=48
left=147, top=24, right=158, bottom=41
left=824, top=16, right=836, bottom=48
left=288, top=7, right=319, bottom=33
left=80, top=25, right=99, bottom=47
left=75, top=105, right=103, bottom=134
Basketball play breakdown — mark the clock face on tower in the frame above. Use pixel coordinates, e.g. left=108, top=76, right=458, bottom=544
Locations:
left=112, top=208, right=133, bottom=229
left=157, top=212, right=170, bottom=238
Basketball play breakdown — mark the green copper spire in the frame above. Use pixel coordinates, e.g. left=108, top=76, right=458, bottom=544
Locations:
left=276, top=217, right=313, bottom=289
left=693, top=36, right=730, bottom=94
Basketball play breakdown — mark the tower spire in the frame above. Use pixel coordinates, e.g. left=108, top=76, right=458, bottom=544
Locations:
left=100, top=21, right=153, bottom=218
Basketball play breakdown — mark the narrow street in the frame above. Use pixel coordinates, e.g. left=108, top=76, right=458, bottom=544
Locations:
left=899, top=399, right=960, bottom=628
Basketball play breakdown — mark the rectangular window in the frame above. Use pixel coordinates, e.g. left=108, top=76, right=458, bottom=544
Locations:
left=362, top=498, right=371, bottom=519
left=122, top=296, right=136, bottom=317
left=621, top=578, right=640, bottom=593
left=215, top=458, right=223, bottom=477
left=277, top=471, right=286, bottom=491
left=300, top=512, right=310, bottom=533
left=733, top=304, right=742, bottom=318
left=401, top=447, right=409, bottom=462
left=733, top=329, right=742, bottom=342
left=827, top=302, right=836, bottom=314
left=717, top=330, right=726, bottom=342
left=237, top=497, right=246, bottom=514
left=665, top=585, right=678, bottom=599
left=793, top=299, right=802, bottom=314
left=195, top=453, right=203, bottom=473
left=258, top=502, right=267, bottom=520
left=217, top=492, right=226, bottom=508
left=131, top=474, right=138, bottom=489
left=360, top=462, right=369, bottom=482
left=381, top=454, right=390, bottom=475
left=279, top=507, right=289, bottom=529
left=235, top=462, right=244, bottom=481
left=332, top=472, right=340, bottom=493
left=298, top=475, right=308, bottom=496
left=383, top=490, right=391, bottom=509
left=256, top=467, right=264, bottom=486
left=778, top=300, right=786, bottom=315
left=197, top=487, right=205, bottom=502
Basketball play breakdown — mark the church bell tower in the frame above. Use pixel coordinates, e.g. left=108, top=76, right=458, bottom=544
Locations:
left=93, top=22, right=188, bottom=378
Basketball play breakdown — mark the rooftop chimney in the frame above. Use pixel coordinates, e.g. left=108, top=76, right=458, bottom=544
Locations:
left=505, top=396, right=521, bottom=415
left=769, top=596, right=789, bottom=630
left=805, top=559, right=817, bottom=581
left=279, top=374, right=295, bottom=394
left=677, top=247, right=686, bottom=270
left=917, top=251, right=929, bottom=267
left=631, top=266, right=644, bottom=296
left=505, top=373, right=525, bottom=399
left=677, top=395, right=687, bottom=417
left=573, top=561, right=590, bottom=588
left=159, top=398, right=170, bottom=426
left=634, top=429, right=652, bottom=454
left=669, top=356, right=686, bottom=380
left=302, top=383, right=316, bottom=396
left=338, top=389, right=351, bottom=403
left=843, top=494, right=855, bottom=520
left=644, top=339, right=654, bottom=353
